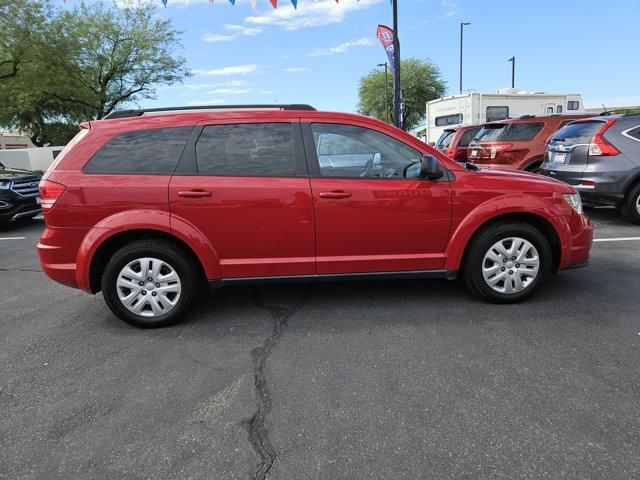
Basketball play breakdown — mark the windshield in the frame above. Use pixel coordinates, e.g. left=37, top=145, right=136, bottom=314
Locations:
left=475, top=122, right=544, bottom=142
left=550, top=121, right=603, bottom=146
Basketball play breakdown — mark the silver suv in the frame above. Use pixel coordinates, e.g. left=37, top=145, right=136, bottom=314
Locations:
left=540, top=115, right=640, bottom=224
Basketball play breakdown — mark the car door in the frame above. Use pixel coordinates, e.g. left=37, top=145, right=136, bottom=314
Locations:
left=169, top=119, right=315, bottom=278
left=302, top=119, right=452, bottom=274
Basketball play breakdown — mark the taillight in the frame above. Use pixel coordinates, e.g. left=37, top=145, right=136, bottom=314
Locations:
left=589, top=119, right=619, bottom=156
left=39, top=180, right=66, bottom=212
left=490, top=144, right=512, bottom=159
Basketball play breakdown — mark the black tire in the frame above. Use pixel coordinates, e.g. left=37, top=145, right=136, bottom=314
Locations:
left=620, top=183, right=640, bottom=225
left=462, top=222, right=552, bottom=303
left=101, top=239, right=200, bottom=328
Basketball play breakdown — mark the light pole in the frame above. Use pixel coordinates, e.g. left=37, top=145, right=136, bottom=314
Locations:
left=507, top=56, right=515, bottom=88
left=377, top=62, right=389, bottom=123
left=392, top=0, right=402, bottom=129
left=459, top=22, right=470, bottom=93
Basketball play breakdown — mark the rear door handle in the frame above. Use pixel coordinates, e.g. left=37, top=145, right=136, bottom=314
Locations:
left=177, top=189, right=212, bottom=198
left=318, top=191, right=352, bottom=199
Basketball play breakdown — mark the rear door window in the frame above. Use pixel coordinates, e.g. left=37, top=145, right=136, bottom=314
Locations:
left=550, top=121, right=603, bottom=146
left=195, top=123, right=297, bottom=176
left=84, top=127, right=192, bottom=174
left=435, top=130, right=454, bottom=150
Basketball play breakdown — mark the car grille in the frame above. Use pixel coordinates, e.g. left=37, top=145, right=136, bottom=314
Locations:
left=11, top=177, right=40, bottom=197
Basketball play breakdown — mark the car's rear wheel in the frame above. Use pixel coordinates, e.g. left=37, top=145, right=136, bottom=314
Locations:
left=620, top=183, right=640, bottom=225
left=463, top=222, right=552, bottom=303
left=101, top=239, right=199, bottom=328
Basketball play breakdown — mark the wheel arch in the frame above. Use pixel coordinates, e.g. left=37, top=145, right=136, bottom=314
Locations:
left=87, top=229, right=208, bottom=294
left=522, top=157, right=544, bottom=172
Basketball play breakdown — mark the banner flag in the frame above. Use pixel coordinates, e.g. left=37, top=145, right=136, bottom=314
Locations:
left=376, top=25, right=395, bottom=71
left=270, top=0, right=277, bottom=7
left=291, top=0, right=297, bottom=8
left=250, top=0, right=257, bottom=8
left=229, top=0, right=235, bottom=4
left=161, top=0, right=168, bottom=6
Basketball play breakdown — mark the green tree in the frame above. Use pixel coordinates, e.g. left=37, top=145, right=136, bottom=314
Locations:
left=357, top=58, right=446, bottom=131
left=0, top=0, right=189, bottom=145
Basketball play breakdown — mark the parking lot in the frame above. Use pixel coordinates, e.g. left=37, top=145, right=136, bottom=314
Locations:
left=1, top=209, right=639, bottom=480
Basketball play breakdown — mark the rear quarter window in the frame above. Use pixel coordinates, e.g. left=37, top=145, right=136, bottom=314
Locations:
left=83, top=127, right=192, bottom=174
left=435, top=131, right=454, bottom=149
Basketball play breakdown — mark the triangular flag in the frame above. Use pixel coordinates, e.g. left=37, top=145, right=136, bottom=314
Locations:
left=270, top=0, right=277, bottom=8
left=290, top=0, right=297, bottom=8
left=228, top=0, right=235, bottom=4
left=208, top=0, right=214, bottom=3
left=161, top=0, right=168, bottom=6
left=250, top=0, right=257, bottom=8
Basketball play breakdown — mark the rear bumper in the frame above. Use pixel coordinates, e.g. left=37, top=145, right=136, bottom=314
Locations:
left=37, top=225, right=87, bottom=289
left=540, top=166, right=628, bottom=205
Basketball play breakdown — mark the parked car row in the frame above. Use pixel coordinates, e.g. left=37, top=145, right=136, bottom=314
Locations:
left=37, top=105, right=593, bottom=327
left=437, top=114, right=640, bottom=224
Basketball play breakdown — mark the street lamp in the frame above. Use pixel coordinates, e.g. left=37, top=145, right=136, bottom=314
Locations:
left=377, top=62, right=389, bottom=123
left=459, top=22, right=470, bottom=93
left=507, top=56, right=515, bottom=88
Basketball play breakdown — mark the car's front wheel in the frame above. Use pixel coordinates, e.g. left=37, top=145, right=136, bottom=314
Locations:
left=463, top=222, right=552, bottom=303
left=101, top=239, right=199, bottom=328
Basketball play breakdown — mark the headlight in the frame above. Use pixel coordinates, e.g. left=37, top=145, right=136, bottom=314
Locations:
left=563, top=193, right=583, bottom=214
left=0, top=181, right=11, bottom=190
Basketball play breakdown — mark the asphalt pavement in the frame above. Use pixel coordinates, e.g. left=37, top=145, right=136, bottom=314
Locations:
left=1, top=208, right=639, bottom=480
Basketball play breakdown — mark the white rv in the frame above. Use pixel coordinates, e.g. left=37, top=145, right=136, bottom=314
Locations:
left=424, top=89, right=584, bottom=144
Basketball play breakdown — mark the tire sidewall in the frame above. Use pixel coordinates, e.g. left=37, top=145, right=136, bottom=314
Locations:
left=468, top=224, right=552, bottom=303
left=623, top=184, right=640, bottom=224
left=102, top=243, right=195, bottom=328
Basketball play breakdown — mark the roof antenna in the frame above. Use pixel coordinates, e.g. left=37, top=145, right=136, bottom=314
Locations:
left=602, top=104, right=608, bottom=114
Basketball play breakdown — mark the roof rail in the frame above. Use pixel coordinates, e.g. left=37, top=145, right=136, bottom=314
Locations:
left=103, top=104, right=317, bottom=120
left=519, top=114, right=536, bottom=119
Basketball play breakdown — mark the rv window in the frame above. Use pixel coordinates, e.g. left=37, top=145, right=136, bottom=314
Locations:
left=546, top=107, right=554, bottom=114
left=486, top=106, right=509, bottom=122
left=568, top=101, right=580, bottom=110
left=435, top=114, right=462, bottom=127
left=556, top=105, right=563, bottom=114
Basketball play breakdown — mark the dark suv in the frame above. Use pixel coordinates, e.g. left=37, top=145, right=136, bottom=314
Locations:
left=540, top=115, right=640, bottom=224
left=0, top=162, right=42, bottom=223
left=468, top=115, right=591, bottom=172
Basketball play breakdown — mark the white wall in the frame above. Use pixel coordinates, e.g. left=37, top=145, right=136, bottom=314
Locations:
left=0, top=147, right=64, bottom=172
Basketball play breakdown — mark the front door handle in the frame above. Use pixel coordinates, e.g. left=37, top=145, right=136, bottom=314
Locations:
left=318, top=191, right=352, bottom=199
left=177, top=189, right=212, bottom=198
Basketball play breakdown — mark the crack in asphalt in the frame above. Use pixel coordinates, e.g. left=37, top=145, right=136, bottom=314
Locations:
left=246, top=286, right=311, bottom=480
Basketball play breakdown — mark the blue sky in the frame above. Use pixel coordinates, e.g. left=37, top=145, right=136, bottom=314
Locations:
left=111, top=0, right=639, bottom=112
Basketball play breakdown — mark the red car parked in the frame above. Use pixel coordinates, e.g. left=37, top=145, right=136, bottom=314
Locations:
left=467, top=115, right=592, bottom=172
left=434, top=125, right=482, bottom=163
left=38, top=105, right=593, bottom=327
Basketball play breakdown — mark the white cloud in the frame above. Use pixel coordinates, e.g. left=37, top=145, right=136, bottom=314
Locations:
left=191, top=65, right=259, bottom=76
left=224, top=24, right=262, bottom=36
left=206, top=87, right=252, bottom=94
left=309, top=37, right=373, bottom=57
left=284, top=67, right=311, bottom=73
left=201, top=33, right=235, bottom=43
left=187, top=99, right=227, bottom=105
left=245, top=0, right=383, bottom=31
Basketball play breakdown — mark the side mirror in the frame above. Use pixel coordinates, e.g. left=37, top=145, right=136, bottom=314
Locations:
left=420, top=155, right=444, bottom=180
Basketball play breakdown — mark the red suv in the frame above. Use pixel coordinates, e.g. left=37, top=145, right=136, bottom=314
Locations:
left=38, top=105, right=593, bottom=328
left=467, top=115, right=592, bottom=172
left=435, top=125, right=482, bottom=163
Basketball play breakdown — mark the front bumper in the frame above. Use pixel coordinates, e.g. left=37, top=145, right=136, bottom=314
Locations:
left=0, top=195, right=41, bottom=222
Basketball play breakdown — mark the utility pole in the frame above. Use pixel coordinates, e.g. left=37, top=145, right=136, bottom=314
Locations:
left=392, top=0, right=401, bottom=129
left=377, top=62, right=389, bottom=123
left=459, top=22, right=470, bottom=93
left=508, top=56, right=515, bottom=88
